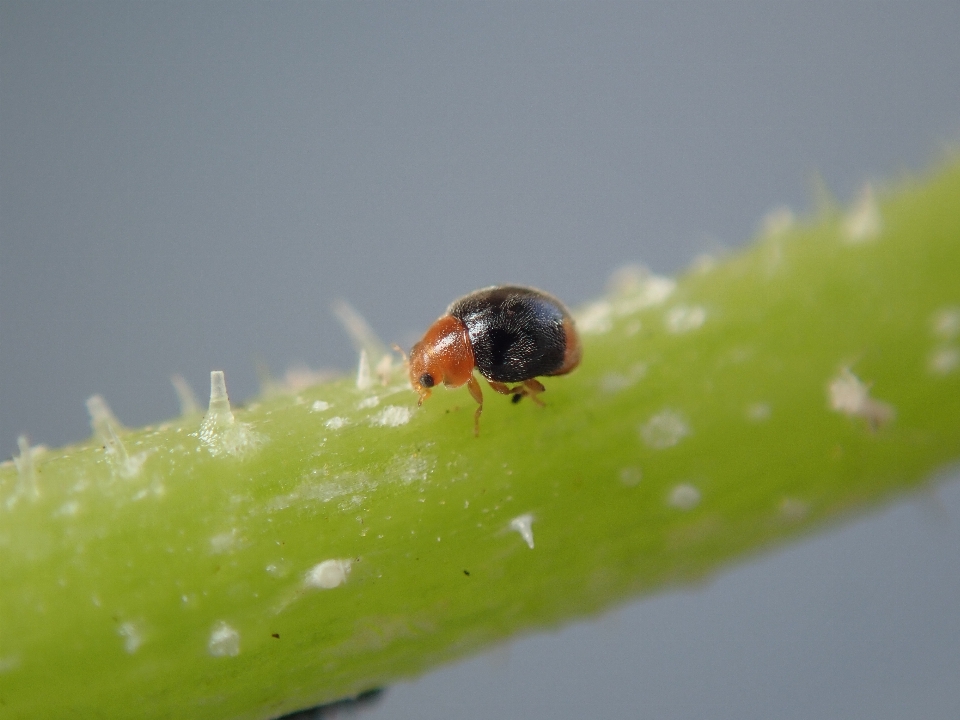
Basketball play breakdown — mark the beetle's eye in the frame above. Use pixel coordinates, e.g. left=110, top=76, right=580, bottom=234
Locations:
left=419, top=373, right=435, bottom=388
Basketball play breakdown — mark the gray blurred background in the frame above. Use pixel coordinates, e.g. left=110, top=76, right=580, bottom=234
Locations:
left=2, top=2, right=959, bottom=718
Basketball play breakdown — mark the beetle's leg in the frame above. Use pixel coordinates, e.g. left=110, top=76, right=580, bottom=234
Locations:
left=487, top=381, right=515, bottom=396
left=522, top=379, right=547, bottom=407
left=466, top=374, right=484, bottom=436
left=488, top=379, right=546, bottom=406
left=488, top=380, right=525, bottom=403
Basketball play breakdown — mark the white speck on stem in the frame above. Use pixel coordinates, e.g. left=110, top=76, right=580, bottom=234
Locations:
left=394, top=454, right=430, bottom=482
left=665, top=305, right=706, bottom=334
left=929, top=308, right=960, bottom=376
left=371, top=406, right=413, bottom=427
left=779, top=497, right=809, bottom=522
left=54, top=500, right=80, bottom=517
left=325, top=416, right=348, bottom=430
left=640, top=410, right=690, bottom=449
left=931, top=307, right=960, bottom=339
left=265, top=560, right=290, bottom=578
left=304, top=559, right=352, bottom=589
left=607, top=264, right=650, bottom=295
left=842, top=183, right=882, bottom=243
left=576, top=301, right=613, bottom=334
left=827, top=367, right=895, bottom=429
left=668, top=484, right=701, bottom=510
left=609, top=266, right=677, bottom=316
left=118, top=622, right=143, bottom=654
left=311, top=400, right=332, bottom=412
left=357, top=396, right=380, bottom=409
left=929, top=347, right=959, bottom=376
left=745, top=402, right=772, bottom=422
left=509, top=513, right=535, bottom=549
left=828, top=368, right=868, bottom=413
left=599, top=363, right=647, bottom=394
left=209, top=529, right=239, bottom=554
left=577, top=269, right=677, bottom=335
left=0, top=656, right=22, bottom=674
left=208, top=621, right=241, bottom=657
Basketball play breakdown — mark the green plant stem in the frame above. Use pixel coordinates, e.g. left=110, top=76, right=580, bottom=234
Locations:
left=2, top=162, right=959, bottom=720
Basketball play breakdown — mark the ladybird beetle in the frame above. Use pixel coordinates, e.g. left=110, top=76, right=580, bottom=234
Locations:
left=408, top=285, right=582, bottom=435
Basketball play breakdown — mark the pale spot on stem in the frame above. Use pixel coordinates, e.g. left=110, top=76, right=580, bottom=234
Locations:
left=576, top=301, right=613, bottom=334
left=668, top=483, right=701, bottom=510
left=665, top=305, right=706, bottom=334
left=827, top=367, right=894, bottom=429
left=371, top=406, right=413, bottom=427
left=929, top=347, right=959, bottom=376
left=208, top=621, right=241, bottom=657
left=640, top=410, right=690, bottom=449
left=618, top=467, right=642, bottom=487
left=931, top=307, right=960, bottom=340
left=325, top=416, right=348, bottom=430
left=304, top=559, right=352, bottom=589
left=509, top=513, right=535, bottom=549
left=118, top=622, right=143, bottom=654
left=745, top=402, right=772, bottom=422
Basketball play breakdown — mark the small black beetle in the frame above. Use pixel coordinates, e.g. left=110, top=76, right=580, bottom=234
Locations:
left=408, top=286, right=582, bottom=434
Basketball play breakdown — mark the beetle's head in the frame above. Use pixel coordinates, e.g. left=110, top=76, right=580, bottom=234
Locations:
left=407, top=315, right=476, bottom=405
left=408, top=340, right=438, bottom=405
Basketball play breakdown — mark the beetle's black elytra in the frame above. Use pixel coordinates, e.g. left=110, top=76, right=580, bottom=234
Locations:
left=408, top=285, right=582, bottom=435
left=448, top=286, right=569, bottom=383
